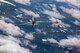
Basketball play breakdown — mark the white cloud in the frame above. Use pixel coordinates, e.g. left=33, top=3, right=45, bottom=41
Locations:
left=21, top=40, right=30, bottom=46
left=65, top=51, right=69, bottom=53
left=25, top=33, right=34, bottom=40
left=60, top=7, right=80, bottom=21
left=20, top=8, right=40, bottom=17
left=56, top=0, right=80, bottom=7
left=74, top=20, right=80, bottom=25
left=42, top=9, right=65, bottom=19
left=59, top=37, right=80, bottom=49
left=1, top=35, right=21, bottom=44
left=29, top=44, right=37, bottom=49
left=0, top=35, right=31, bottom=53
left=16, top=14, right=23, bottom=18
left=14, top=0, right=31, bottom=5
left=35, top=28, right=42, bottom=33
left=0, top=16, right=14, bottom=23
left=49, top=4, right=56, bottom=8
left=47, top=38, right=58, bottom=43
left=0, top=20, right=24, bottom=36
left=35, top=28, right=47, bottom=35
left=46, top=36, right=80, bottom=51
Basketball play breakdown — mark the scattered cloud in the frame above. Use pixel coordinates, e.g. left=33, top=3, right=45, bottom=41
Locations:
left=0, top=35, right=32, bottom=53
left=1, top=35, right=21, bottom=44
left=45, top=36, right=80, bottom=51
left=47, top=38, right=58, bottom=44
left=60, top=7, right=80, bottom=21
left=0, top=20, right=24, bottom=36
left=29, top=44, right=37, bottom=49
left=25, top=33, right=34, bottom=40
left=20, top=8, right=40, bottom=17
left=56, top=0, right=80, bottom=7
left=73, top=20, right=80, bottom=25
left=35, top=28, right=47, bottom=34
left=16, top=14, right=23, bottom=18
left=59, top=37, right=80, bottom=50
left=35, top=28, right=42, bottom=33
left=0, top=16, right=14, bottom=23
left=42, top=9, right=65, bottom=19
left=65, top=51, right=69, bottom=53
left=0, top=0, right=80, bottom=52
left=61, top=37, right=80, bottom=51
left=14, top=0, right=31, bottom=5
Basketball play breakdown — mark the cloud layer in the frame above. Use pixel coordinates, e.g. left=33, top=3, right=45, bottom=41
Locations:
left=14, top=0, right=31, bottom=5
left=0, top=20, right=24, bottom=36
left=0, top=35, right=31, bottom=53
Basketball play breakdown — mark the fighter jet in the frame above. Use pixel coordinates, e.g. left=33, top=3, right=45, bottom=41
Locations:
left=19, top=17, right=50, bottom=26
left=20, top=17, right=38, bottom=26
left=0, top=0, right=16, bottom=6
left=30, top=17, right=36, bottom=26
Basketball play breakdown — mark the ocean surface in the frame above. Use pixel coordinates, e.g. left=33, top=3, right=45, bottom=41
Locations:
left=0, top=0, right=80, bottom=53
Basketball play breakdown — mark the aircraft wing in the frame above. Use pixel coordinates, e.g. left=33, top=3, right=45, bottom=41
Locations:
left=19, top=22, right=31, bottom=25
left=36, top=21, right=50, bottom=23
left=0, top=0, right=16, bottom=6
left=19, top=21, right=51, bottom=26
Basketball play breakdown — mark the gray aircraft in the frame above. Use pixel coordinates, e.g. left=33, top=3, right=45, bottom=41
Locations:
left=20, top=17, right=50, bottom=26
